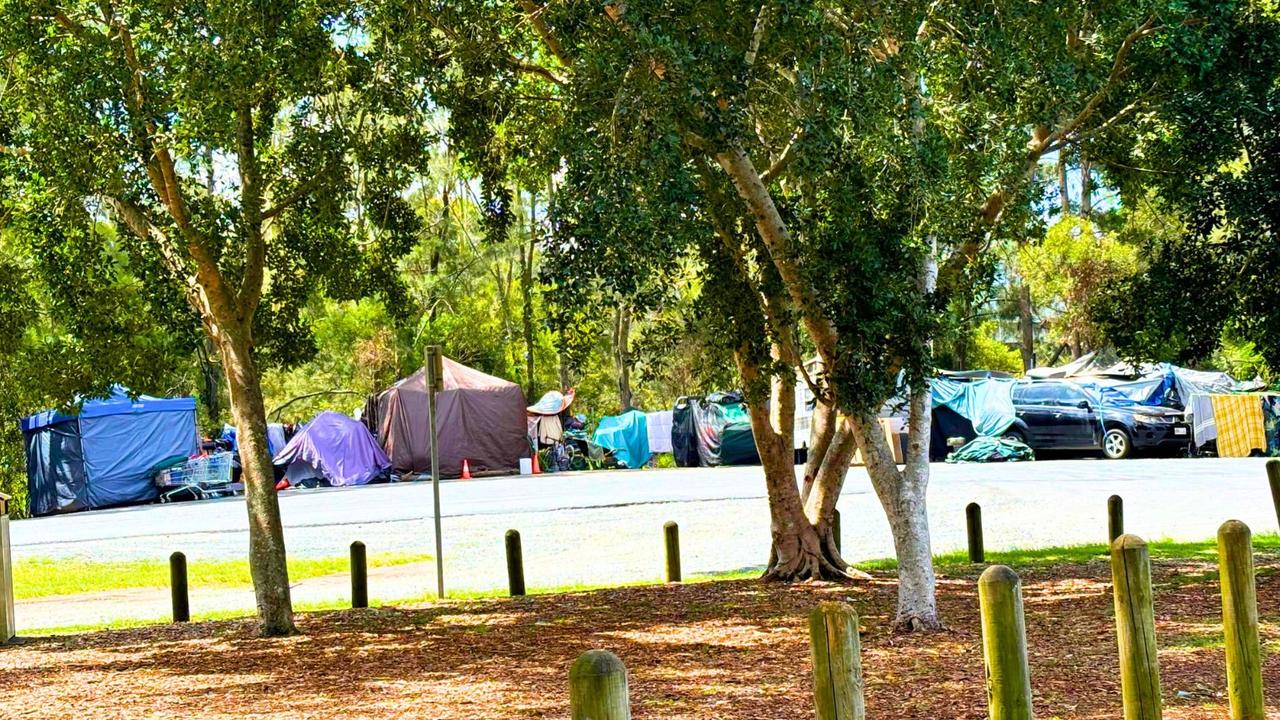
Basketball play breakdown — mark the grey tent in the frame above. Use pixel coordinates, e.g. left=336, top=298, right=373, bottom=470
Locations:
left=364, top=358, right=527, bottom=478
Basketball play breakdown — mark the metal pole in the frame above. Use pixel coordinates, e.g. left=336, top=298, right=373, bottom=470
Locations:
left=426, top=345, right=445, bottom=599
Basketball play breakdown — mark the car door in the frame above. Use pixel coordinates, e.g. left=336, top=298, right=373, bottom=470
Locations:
left=1013, top=383, right=1061, bottom=447
left=1050, top=384, right=1101, bottom=449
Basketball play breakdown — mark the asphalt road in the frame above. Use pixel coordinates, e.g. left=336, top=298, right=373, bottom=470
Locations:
left=12, top=458, right=1278, bottom=600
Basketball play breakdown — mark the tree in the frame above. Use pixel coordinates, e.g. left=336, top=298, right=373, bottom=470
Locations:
left=388, top=0, right=1234, bottom=630
left=1093, top=3, right=1280, bottom=370
left=0, top=2, right=424, bottom=634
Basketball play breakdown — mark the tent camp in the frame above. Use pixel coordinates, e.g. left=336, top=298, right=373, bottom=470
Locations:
left=21, top=387, right=199, bottom=516
left=592, top=410, right=651, bottom=468
left=527, top=389, right=574, bottom=447
left=363, top=357, right=527, bottom=478
left=273, top=411, right=391, bottom=486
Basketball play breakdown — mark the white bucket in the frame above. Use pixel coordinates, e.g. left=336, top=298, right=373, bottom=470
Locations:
left=519, top=457, right=533, bottom=475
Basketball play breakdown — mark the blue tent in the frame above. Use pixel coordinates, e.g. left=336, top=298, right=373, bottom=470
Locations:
left=592, top=410, right=651, bottom=469
left=20, top=387, right=199, bottom=516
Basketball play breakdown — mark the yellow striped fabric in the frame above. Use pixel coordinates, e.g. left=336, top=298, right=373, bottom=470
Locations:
left=1211, top=394, right=1266, bottom=458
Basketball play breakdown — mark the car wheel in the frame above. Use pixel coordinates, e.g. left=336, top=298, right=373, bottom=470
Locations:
left=1103, top=428, right=1131, bottom=460
left=1002, top=429, right=1027, bottom=445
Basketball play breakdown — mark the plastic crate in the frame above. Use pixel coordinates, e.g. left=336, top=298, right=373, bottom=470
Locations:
left=157, top=452, right=233, bottom=488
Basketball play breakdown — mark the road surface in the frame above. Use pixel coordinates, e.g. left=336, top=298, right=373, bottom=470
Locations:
left=10, top=457, right=1277, bottom=630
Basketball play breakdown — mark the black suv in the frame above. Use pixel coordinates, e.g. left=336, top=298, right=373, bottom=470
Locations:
left=1002, top=380, right=1191, bottom=459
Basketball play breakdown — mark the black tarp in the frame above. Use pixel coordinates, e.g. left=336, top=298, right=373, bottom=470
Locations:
left=930, top=405, right=977, bottom=462
left=23, top=419, right=87, bottom=516
left=672, top=397, right=700, bottom=467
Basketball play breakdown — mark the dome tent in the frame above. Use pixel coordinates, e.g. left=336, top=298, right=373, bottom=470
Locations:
left=363, top=357, right=527, bottom=478
left=272, top=411, right=390, bottom=487
left=20, top=386, right=199, bottom=516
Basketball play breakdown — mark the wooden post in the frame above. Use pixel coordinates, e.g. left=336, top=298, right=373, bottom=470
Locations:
left=350, top=541, right=368, bottom=609
left=0, top=493, right=14, bottom=643
left=1108, top=495, right=1124, bottom=543
left=832, top=509, right=842, bottom=555
left=506, top=529, right=526, bottom=597
left=1218, top=520, right=1265, bottom=720
left=664, top=521, right=681, bottom=583
left=1267, top=460, right=1280, bottom=532
left=1110, top=534, right=1162, bottom=720
left=808, top=601, right=865, bottom=720
left=569, top=649, right=630, bottom=720
left=170, top=551, right=190, bottom=623
left=978, top=565, right=1033, bottom=720
left=967, top=502, right=985, bottom=563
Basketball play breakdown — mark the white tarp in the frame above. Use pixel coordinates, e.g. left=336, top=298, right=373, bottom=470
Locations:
left=646, top=410, right=673, bottom=453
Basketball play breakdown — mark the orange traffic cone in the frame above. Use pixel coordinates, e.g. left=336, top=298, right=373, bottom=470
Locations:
left=274, top=479, right=289, bottom=491
left=531, top=453, right=541, bottom=475
left=461, top=458, right=472, bottom=480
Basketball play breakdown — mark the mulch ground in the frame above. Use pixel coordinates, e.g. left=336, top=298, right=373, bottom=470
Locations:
left=3, top=555, right=1279, bottom=719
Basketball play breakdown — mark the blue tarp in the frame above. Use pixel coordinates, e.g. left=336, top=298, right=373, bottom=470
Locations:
left=21, top=387, right=199, bottom=516
left=931, top=378, right=1017, bottom=437
left=592, top=410, right=651, bottom=469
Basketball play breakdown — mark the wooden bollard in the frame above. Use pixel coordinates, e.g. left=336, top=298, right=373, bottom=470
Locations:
left=1218, top=520, right=1265, bottom=719
left=170, top=551, right=190, bottom=623
left=832, top=509, right=842, bottom=556
left=569, top=649, right=630, bottom=720
left=0, top=492, right=14, bottom=643
left=1110, top=534, right=1162, bottom=720
left=967, top=502, right=985, bottom=563
left=808, top=602, right=865, bottom=720
left=1267, top=460, right=1280, bottom=532
left=1108, top=495, right=1124, bottom=543
left=664, top=521, right=681, bottom=583
left=978, top=565, right=1033, bottom=720
left=350, top=541, right=368, bottom=609
left=505, top=529, right=526, bottom=597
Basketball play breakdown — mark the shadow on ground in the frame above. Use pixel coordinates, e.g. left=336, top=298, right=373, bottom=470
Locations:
left=2, top=557, right=1278, bottom=719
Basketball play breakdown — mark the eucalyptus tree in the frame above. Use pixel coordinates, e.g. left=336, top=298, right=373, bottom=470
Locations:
left=0, top=1, right=425, bottom=634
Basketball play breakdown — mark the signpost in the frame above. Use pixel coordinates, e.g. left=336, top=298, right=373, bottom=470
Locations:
left=425, top=346, right=445, bottom=599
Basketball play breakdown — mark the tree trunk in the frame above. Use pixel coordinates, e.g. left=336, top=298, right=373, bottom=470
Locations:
left=1017, top=282, right=1036, bottom=371
left=522, top=192, right=537, bottom=400
left=217, top=324, right=295, bottom=636
left=851, top=388, right=940, bottom=631
left=613, top=306, right=633, bottom=411
left=558, top=350, right=571, bottom=392
left=1080, top=154, right=1092, bottom=218
left=1057, top=154, right=1070, bottom=215
left=801, top=397, right=836, bottom=500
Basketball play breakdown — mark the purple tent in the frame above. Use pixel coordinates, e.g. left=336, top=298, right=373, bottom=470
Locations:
left=273, top=411, right=391, bottom=487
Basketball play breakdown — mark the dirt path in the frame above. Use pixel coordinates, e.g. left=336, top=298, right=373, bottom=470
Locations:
left=2, top=555, right=1278, bottom=719
left=16, top=562, right=438, bottom=630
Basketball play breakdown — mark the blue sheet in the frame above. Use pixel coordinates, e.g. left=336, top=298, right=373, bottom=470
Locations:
left=930, top=378, right=1017, bottom=437
left=592, top=410, right=651, bottom=469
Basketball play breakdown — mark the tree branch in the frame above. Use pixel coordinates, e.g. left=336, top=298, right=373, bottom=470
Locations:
left=760, top=129, right=801, bottom=185
left=517, top=0, right=571, bottom=67
left=236, top=103, right=266, bottom=319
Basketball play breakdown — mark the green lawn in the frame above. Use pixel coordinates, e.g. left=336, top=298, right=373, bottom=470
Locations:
left=14, top=553, right=431, bottom=600
left=19, top=533, right=1280, bottom=635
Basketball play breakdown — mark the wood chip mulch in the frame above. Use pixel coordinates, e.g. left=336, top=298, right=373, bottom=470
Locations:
left=3, top=555, right=1279, bottom=719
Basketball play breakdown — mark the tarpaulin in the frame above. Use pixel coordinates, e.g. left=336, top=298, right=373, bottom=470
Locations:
left=930, top=378, right=1016, bottom=437
left=945, top=436, right=1035, bottom=463
left=720, top=421, right=760, bottom=465
left=273, top=411, right=390, bottom=486
left=527, top=389, right=574, bottom=416
left=592, top=410, right=651, bottom=468
left=672, top=398, right=700, bottom=467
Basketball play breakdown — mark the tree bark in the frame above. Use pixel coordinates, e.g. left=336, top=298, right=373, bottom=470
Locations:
left=613, top=306, right=633, bottom=411
left=522, top=192, right=537, bottom=400
left=1080, top=154, right=1092, bottom=218
left=1017, top=282, right=1036, bottom=371
left=1058, top=154, right=1071, bottom=215
left=852, top=388, right=940, bottom=631
left=216, top=322, right=295, bottom=636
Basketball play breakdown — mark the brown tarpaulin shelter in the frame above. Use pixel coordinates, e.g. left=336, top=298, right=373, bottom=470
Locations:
left=364, top=358, right=527, bottom=478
